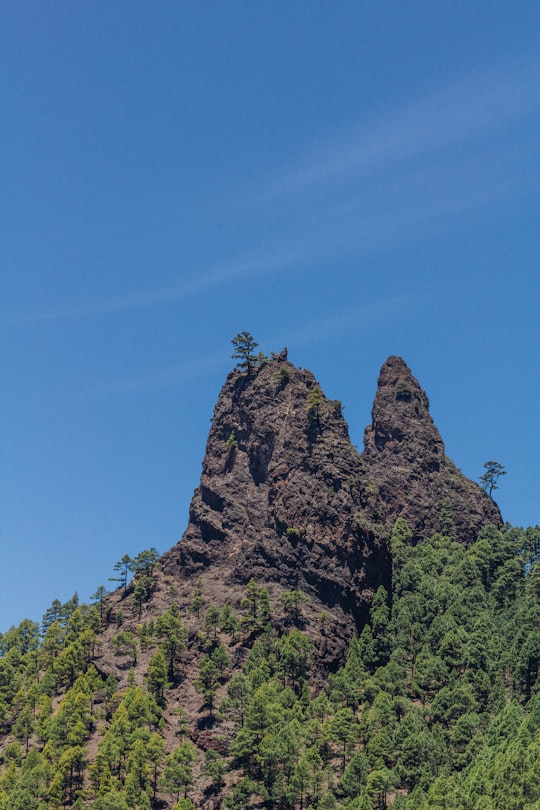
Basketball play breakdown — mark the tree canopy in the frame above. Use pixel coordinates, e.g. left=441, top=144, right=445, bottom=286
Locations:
left=1, top=523, right=540, bottom=808
left=479, top=460, right=506, bottom=498
left=231, top=331, right=259, bottom=373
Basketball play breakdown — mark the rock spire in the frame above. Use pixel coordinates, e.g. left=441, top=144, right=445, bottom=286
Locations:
left=362, top=356, right=501, bottom=544
left=162, top=353, right=501, bottom=659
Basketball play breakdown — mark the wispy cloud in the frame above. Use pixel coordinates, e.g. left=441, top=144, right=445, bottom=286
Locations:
left=255, top=57, right=540, bottom=203
left=235, top=57, right=540, bottom=265
left=297, top=140, right=537, bottom=255
left=65, top=291, right=430, bottom=400
left=276, top=292, right=431, bottom=351
left=8, top=55, right=539, bottom=326
left=64, top=352, right=227, bottom=400
left=6, top=246, right=310, bottom=324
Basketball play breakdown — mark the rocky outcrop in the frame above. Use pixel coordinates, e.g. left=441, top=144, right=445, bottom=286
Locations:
left=162, top=353, right=501, bottom=659
left=361, top=356, right=501, bottom=544
left=163, top=355, right=388, bottom=662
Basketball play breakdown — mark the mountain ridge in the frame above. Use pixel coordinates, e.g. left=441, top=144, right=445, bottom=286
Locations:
left=162, top=352, right=501, bottom=662
left=2, top=350, right=531, bottom=810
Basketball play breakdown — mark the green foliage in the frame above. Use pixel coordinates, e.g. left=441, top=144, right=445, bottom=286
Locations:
left=90, top=585, right=110, bottom=623
left=155, top=606, right=187, bottom=681
left=220, top=602, right=240, bottom=639
left=173, top=800, right=197, bottom=810
left=204, top=604, right=221, bottom=639
left=111, top=631, right=138, bottom=666
left=275, top=630, right=312, bottom=693
left=190, top=576, right=203, bottom=617
left=205, top=523, right=540, bottom=807
left=306, top=386, right=324, bottom=420
left=438, top=497, right=456, bottom=540
left=160, top=741, right=197, bottom=802
left=109, top=555, right=134, bottom=592
left=108, top=548, right=160, bottom=596
left=395, top=378, right=414, bottom=401
left=132, top=547, right=160, bottom=576
left=280, top=589, right=308, bottom=625
left=224, top=776, right=257, bottom=809
left=146, top=650, right=169, bottom=703
left=195, top=655, right=220, bottom=716
left=241, top=578, right=271, bottom=634
left=210, top=642, right=231, bottom=676
left=274, top=365, right=291, bottom=388
left=1, top=522, right=540, bottom=809
left=231, top=331, right=259, bottom=373
left=202, top=748, right=225, bottom=790
left=220, top=672, right=252, bottom=729
left=133, top=575, right=155, bottom=615
left=480, top=460, right=507, bottom=498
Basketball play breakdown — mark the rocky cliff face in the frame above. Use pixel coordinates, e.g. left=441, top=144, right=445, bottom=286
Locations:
left=162, top=353, right=501, bottom=660
left=361, top=356, right=502, bottom=544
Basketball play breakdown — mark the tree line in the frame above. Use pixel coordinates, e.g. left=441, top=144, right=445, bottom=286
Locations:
left=0, top=522, right=539, bottom=808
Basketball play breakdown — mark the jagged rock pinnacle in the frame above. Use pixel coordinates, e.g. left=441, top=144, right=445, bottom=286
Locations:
left=364, top=355, right=444, bottom=469
left=162, top=353, right=501, bottom=663
left=361, top=356, right=501, bottom=543
left=163, top=355, right=389, bottom=662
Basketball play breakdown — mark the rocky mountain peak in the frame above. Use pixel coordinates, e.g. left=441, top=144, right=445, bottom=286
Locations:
left=364, top=354, right=444, bottom=471
left=163, top=354, right=388, bottom=662
left=362, top=356, right=501, bottom=544
left=162, top=352, right=501, bottom=663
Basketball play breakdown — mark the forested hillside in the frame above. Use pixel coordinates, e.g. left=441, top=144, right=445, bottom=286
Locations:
left=1, top=351, right=538, bottom=809
left=1, top=522, right=539, bottom=809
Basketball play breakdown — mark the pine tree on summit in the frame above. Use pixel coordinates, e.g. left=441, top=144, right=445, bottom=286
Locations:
left=231, top=331, right=259, bottom=374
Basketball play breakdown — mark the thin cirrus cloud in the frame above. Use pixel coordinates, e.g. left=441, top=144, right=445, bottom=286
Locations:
left=277, top=292, right=431, bottom=352
left=6, top=247, right=308, bottom=324
left=236, top=57, right=540, bottom=265
left=67, top=293, right=426, bottom=400
left=8, top=54, right=539, bottom=326
left=301, top=140, right=536, bottom=254
left=19, top=137, right=534, bottom=329
left=64, top=352, right=228, bottom=401
left=255, top=56, right=540, bottom=204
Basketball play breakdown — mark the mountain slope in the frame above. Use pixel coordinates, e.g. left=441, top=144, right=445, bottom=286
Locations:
left=1, top=350, right=519, bottom=810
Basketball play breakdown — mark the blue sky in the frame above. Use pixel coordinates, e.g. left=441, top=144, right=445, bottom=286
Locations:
left=1, top=2, right=539, bottom=631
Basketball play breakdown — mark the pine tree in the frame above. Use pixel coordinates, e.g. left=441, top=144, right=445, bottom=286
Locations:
left=479, top=460, right=506, bottom=498
left=231, top=331, right=259, bottom=374
left=160, top=742, right=197, bottom=802
left=109, top=555, right=134, bottom=592
left=147, top=650, right=168, bottom=704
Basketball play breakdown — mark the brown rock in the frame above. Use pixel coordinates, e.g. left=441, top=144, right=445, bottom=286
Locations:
left=162, top=354, right=501, bottom=663
left=163, top=357, right=387, bottom=663
left=361, top=356, right=502, bottom=543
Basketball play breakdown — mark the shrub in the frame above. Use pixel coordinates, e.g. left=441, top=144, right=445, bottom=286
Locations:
left=395, top=379, right=413, bottom=402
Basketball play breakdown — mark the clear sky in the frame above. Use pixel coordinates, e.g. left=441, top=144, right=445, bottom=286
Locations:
left=1, top=2, right=539, bottom=631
